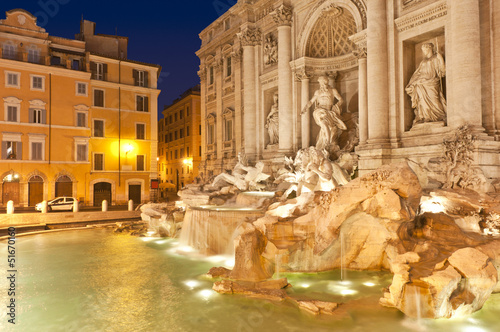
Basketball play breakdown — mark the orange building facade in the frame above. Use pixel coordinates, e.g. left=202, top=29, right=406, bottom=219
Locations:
left=0, top=9, right=160, bottom=207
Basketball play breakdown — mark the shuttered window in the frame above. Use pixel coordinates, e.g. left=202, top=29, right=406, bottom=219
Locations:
left=137, top=155, right=145, bottom=171
left=136, top=95, right=149, bottom=112
left=94, top=120, right=104, bottom=137
left=133, top=69, right=149, bottom=87
left=7, top=106, right=18, bottom=122
left=94, top=89, right=104, bottom=107
left=94, top=153, right=104, bottom=171
left=76, top=144, right=87, bottom=161
left=2, top=141, right=22, bottom=160
left=77, top=112, right=86, bottom=127
left=31, top=142, right=43, bottom=160
left=90, top=62, right=107, bottom=81
left=136, top=123, right=145, bottom=140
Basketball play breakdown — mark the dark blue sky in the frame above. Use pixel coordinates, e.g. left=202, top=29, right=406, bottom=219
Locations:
left=1, top=0, right=232, bottom=118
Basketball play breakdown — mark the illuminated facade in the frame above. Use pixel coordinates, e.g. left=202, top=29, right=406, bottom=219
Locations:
left=158, top=86, right=201, bottom=195
left=0, top=9, right=160, bottom=206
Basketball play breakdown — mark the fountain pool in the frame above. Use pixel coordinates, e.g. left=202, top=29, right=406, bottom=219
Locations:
left=3, top=229, right=500, bottom=332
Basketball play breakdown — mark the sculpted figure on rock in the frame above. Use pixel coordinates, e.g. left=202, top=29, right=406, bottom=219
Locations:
left=302, top=76, right=346, bottom=155
left=406, top=43, right=447, bottom=125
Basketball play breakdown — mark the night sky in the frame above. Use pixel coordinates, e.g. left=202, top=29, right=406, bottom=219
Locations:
left=1, top=0, right=231, bottom=118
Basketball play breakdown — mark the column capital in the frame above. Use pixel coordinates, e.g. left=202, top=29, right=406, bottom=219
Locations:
left=294, top=68, right=312, bottom=82
left=353, top=46, right=367, bottom=59
left=197, top=68, right=207, bottom=80
left=237, top=28, right=262, bottom=46
left=271, top=5, right=293, bottom=26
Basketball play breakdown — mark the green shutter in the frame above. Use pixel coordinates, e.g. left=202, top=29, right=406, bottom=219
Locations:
left=90, top=62, right=97, bottom=79
left=145, top=97, right=149, bottom=112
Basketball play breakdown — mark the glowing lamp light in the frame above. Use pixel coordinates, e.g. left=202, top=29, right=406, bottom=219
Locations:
left=183, top=158, right=193, bottom=165
left=124, top=144, right=134, bottom=155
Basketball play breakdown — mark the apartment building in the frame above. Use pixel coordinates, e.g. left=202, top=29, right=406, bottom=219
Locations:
left=158, top=86, right=201, bottom=196
left=0, top=9, right=160, bottom=206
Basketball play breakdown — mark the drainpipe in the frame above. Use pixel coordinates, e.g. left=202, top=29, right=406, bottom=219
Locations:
left=118, top=60, right=122, bottom=186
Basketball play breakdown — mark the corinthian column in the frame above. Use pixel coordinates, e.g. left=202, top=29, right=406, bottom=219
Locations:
left=296, top=69, right=312, bottom=148
left=366, top=0, right=389, bottom=144
left=272, top=5, right=294, bottom=153
left=354, top=46, right=368, bottom=144
left=238, top=27, right=261, bottom=159
left=448, top=0, right=483, bottom=130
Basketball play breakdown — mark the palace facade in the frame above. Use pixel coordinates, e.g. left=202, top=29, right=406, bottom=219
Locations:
left=0, top=9, right=160, bottom=207
left=197, top=0, right=500, bottom=183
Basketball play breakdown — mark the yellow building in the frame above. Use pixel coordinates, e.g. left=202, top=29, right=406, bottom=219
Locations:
left=158, top=86, right=201, bottom=196
left=0, top=9, right=160, bottom=207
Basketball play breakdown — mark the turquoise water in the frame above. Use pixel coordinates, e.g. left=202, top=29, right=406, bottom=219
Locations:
left=1, top=229, right=499, bottom=332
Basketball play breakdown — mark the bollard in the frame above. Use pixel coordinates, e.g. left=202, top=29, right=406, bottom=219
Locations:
left=41, top=200, right=48, bottom=213
left=73, top=199, right=79, bottom=212
left=102, top=200, right=108, bottom=212
left=128, top=199, right=134, bottom=211
left=6, top=200, right=14, bottom=214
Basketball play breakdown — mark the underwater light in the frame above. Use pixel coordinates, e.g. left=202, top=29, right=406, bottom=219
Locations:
left=363, top=282, right=376, bottom=287
left=340, top=289, right=358, bottom=296
left=184, top=280, right=200, bottom=289
left=198, top=289, right=214, bottom=300
left=177, top=246, right=196, bottom=253
left=224, top=258, right=235, bottom=268
left=300, top=283, right=311, bottom=288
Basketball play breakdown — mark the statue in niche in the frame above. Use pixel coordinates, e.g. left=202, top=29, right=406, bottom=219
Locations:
left=301, top=76, right=347, bottom=155
left=265, top=92, right=279, bottom=146
left=405, top=43, right=447, bottom=125
left=263, top=35, right=277, bottom=65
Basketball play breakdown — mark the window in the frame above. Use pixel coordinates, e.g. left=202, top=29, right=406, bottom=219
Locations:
left=93, top=120, right=104, bottom=137
left=76, top=144, right=87, bottom=161
left=224, top=18, right=231, bottom=30
left=91, top=62, right=107, bottom=81
left=225, top=119, right=233, bottom=141
left=31, top=142, right=43, bottom=160
left=77, top=112, right=87, bottom=127
left=164, top=134, right=168, bottom=142
left=186, top=106, right=190, bottom=116
left=137, top=155, right=145, bottom=171
left=94, top=89, right=104, bottom=107
left=51, top=56, right=61, bottom=66
left=169, top=115, right=172, bottom=124
left=180, top=110, right=184, bottom=119
left=3, top=44, right=15, bottom=60
left=226, top=57, right=232, bottom=77
left=187, top=126, right=190, bottom=136
left=199, top=125, right=202, bottom=135
left=199, top=146, right=202, bottom=156
left=180, top=148, right=184, bottom=158
left=209, top=66, right=214, bottom=85
left=169, top=133, right=172, bottom=142
left=175, top=150, right=178, bottom=159
left=133, top=69, right=148, bottom=87
left=94, top=153, right=104, bottom=171
left=31, top=76, right=44, bottom=90
left=31, top=109, right=43, bottom=124
left=174, top=131, right=178, bottom=140
left=7, top=106, right=18, bottom=122
left=136, top=95, right=149, bottom=112
left=136, top=123, right=145, bottom=140
left=174, top=113, right=178, bottom=122
left=207, top=124, right=215, bottom=144
left=76, top=82, right=87, bottom=96
left=6, top=72, right=19, bottom=88
left=28, top=48, right=40, bottom=64
left=180, top=129, right=184, bottom=138
left=2, top=141, right=21, bottom=160
left=72, top=59, right=80, bottom=71
left=187, top=146, right=190, bottom=157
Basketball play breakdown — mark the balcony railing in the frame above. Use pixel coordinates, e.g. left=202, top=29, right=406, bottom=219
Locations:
left=0, top=49, right=87, bottom=71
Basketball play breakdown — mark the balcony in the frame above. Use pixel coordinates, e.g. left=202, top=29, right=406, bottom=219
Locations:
left=0, top=49, right=87, bottom=71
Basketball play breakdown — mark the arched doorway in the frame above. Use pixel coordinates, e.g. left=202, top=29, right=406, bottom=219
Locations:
left=55, top=175, right=72, bottom=197
left=28, top=175, right=44, bottom=206
left=2, top=173, right=20, bottom=205
left=94, top=182, right=112, bottom=207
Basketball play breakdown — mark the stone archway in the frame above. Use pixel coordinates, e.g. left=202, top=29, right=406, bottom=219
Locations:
left=2, top=171, right=21, bottom=205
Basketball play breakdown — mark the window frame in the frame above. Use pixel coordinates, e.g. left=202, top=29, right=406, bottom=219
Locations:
left=136, top=123, right=146, bottom=140
left=136, top=154, right=145, bottom=171
left=93, top=88, right=105, bottom=107
left=5, top=71, right=20, bottom=88
left=30, top=75, right=45, bottom=91
left=93, top=119, right=105, bottom=138
left=94, top=153, right=104, bottom=171
left=76, top=82, right=88, bottom=97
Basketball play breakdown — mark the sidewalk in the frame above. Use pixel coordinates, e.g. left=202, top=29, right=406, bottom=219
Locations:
left=0, top=210, right=142, bottom=236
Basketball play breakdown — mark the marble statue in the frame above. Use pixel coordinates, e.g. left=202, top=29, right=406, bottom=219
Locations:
left=301, top=76, right=347, bottom=154
left=263, top=35, right=277, bottom=65
left=405, top=43, right=447, bottom=124
left=265, top=92, right=279, bottom=146
left=212, top=155, right=270, bottom=191
left=275, top=147, right=350, bottom=200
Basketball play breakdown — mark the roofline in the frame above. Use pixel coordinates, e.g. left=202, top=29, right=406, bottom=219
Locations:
left=6, top=9, right=37, bottom=20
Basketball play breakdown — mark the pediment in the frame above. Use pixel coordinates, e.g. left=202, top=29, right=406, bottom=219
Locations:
left=1, top=9, right=46, bottom=33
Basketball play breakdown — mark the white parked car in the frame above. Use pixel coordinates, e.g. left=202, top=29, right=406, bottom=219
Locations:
left=35, top=197, right=79, bottom=212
